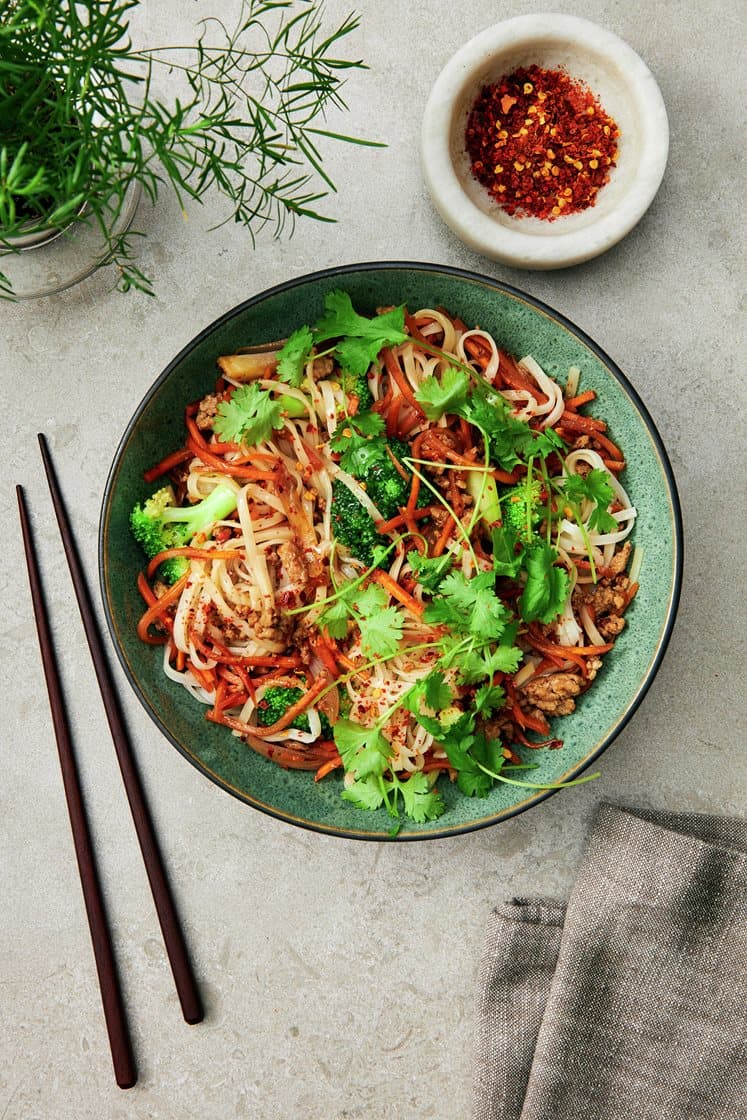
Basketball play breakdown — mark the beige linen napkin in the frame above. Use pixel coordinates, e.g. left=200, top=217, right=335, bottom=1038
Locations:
left=473, top=803, right=747, bottom=1120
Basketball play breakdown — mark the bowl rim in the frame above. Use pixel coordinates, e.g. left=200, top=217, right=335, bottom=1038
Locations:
left=421, top=13, right=670, bottom=269
left=99, top=260, right=683, bottom=841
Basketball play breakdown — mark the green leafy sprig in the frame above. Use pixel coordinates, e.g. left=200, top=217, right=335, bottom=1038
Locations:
left=0, top=1, right=378, bottom=296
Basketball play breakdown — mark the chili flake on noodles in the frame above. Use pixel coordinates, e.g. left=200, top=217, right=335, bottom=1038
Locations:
left=465, top=65, right=620, bottom=220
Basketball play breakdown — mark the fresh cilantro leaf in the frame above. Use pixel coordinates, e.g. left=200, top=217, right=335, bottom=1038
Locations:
left=213, top=384, right=283, bottom=447
left=424, top=570, right=509, bottom=641
left=407, top=550, right=453, bottom=592
left=334, top=719, right=391, bottom=778
left=349, top=410, right=386, bottom=437
left=491, top=524, right=523, bottom=578
left=454, top=730, right=506, bottom=798
left=423, top=670, right=453, bottom=711
left=457, top=761, right=494, bottom=799
left=455, top=642, right=522, bottom=685
left=458, top=394, right=534, bottom=471
left=358, top=606, right=404, bottom=659
left=533, top=426, right=566, bottom=458
left=519, top=543, right=570, bottom=624
left=402, top=671, right=453, bottom=717
left=563, top=468, right=618, bottom=534
left=474, top=682, right=506, bottom=717
left=276, top=325, right=314, bottom=387
left=394, top=772, right=445, bottom=822
left=589, top=505, right=619, bottom=534
left=563, top=468, right=613, bottom=507
left=318, top=595, right=353, bottom=639
left=330, top=412, right=385, bottom=450
left=341, top=775, right=386, bottom=811
left=354, top=583, right=388, bottom=617
left=458, top=393, right=561, bottom=471
left=414, top=368, right=470, bottom=420
left=472, top=731, right=505, bottom=772
left=314, top=291, right=408, bottom=375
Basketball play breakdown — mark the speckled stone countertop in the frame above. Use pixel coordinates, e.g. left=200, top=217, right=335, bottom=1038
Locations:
left=1, top=2, right=744, bottom=1118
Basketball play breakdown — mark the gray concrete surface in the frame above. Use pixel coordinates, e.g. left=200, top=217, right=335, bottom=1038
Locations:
left=1, top=2, right=744, bottom=1117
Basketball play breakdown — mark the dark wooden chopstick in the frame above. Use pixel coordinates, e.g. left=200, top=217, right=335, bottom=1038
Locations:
left=17, top=485, right=137, bottom=1090
left=37, top=433, right=204, bottom=1027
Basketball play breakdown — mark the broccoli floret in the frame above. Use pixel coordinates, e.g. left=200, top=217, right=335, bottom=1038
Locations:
left=256, top=685, right=333, bottom=739
left=331, top=438, right=423, bottom=564
left=365, top=438, right=411, bottom=519
left=130, top=483, right=238, bottom=583
left=339, top=367, right=373, bottom=412
left=330, top=478, right=383, bottom=567
left=503, top=479, right=543, bottom=542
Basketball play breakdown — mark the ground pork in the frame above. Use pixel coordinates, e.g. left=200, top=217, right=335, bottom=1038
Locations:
left=311, top=355, right=335, bottom=380
left=520, top=672, right=583, bottom=715
left=195, top=392, right=222, bottom=432
left=277, top=540, right=309, bottom=589
left=608, top=540, right=632, bottom=576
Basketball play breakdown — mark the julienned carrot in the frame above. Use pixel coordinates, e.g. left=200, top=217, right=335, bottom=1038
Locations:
left=559, top=411, right=607, bottom=433
left=189, top=663, right=217, bottom=692
left=421, top=758, right=455, bottom=774
left=136, top=572, right=189, bottom=644
left=372, top=569, right=424, bottom=618
left=419, top=431, right=480, bottom=469
left=463, top=336, right=492, bottom=363
left=404, top=312, right=429, bottom=347
left=376, top=505, right=435, bottom=536
left=209, top=441, right=277, bottom=461
left=211, top=678, right=227, bottom=717
left=143, top=447, right=195, bottom=483
left=505, top=683, right=551, bottom=735
left=314, top=756, right=344, bottom=782
left=603, top=459, right=626, bottom=473
left=591, top=431, right=624, bottom=461
left=335, top=650, right=358, bottom=673
left=564, top=389, right=596, bottom=410
left=383, top=348, right=424, bottom=415
left=623, top=582, right=639, bottom=609
left=432, top=515, right=455, bottom=557
left=248, top=675, right=330, bottom=738
left=398, top=408, right=422, bottom=437
left=186, top=437, right=277, bottom=481
left=190, top=630, right=303, bottom=669
left=499, top=351, right=549, bottom=403
left=312, top=634, right=340, bottom=678
left=527, top=629, right=614, bottom=658
left=386, top=394, right=403, bottom=437
left=372, top=385, right=394, bottom=415
left=146, top=546, right=243, bottom=580
left=406, top=470, right=421, bottom=515
left=491, top=467, right=521, bottom=484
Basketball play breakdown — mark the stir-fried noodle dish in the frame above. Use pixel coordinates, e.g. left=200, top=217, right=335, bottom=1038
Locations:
left=132, top=293, right=640, bottom=825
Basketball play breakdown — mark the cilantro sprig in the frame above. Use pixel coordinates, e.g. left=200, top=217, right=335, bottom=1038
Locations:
left=275, top=289, right=409, bottom=392
left=562, top=469, right=618, bottom=534
left=213, top=384, right=306, bottom=447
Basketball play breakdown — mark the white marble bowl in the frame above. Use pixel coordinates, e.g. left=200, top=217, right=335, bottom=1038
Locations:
left=421, top=14, right=669, bottom=269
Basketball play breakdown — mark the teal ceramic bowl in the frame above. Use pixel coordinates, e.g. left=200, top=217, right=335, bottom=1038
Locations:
left=99, top=262, right=682, bottom=840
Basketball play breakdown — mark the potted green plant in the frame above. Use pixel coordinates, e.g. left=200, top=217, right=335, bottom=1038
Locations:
left=0, top=0, right=374, bottom=297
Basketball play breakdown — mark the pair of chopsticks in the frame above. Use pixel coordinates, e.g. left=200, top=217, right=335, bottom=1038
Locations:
left=17, top=434, right=203, bottom=1090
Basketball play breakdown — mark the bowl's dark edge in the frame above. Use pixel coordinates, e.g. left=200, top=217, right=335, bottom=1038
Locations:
left=98, top=260, right=684, bottom=842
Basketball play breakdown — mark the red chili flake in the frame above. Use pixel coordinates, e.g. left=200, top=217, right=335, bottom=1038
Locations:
left=465, top=64, right=620, bottom=220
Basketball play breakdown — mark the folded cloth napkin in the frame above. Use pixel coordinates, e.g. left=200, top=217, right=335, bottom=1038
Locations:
left=473, top=803, right=747, bottom=1120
